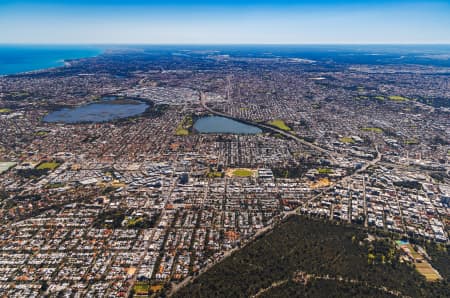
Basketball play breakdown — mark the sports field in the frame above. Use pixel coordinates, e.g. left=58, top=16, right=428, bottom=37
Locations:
left=401, top=243, right=442, bottom=282
left=226, top=168, right=256, bottom=178
left=36, top=161, right=60, bottom=171
left=0, top=162, right=16, bottom=174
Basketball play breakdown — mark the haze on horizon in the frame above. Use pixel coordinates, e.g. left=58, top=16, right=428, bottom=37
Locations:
left=1, top=0, right=450, bottom=44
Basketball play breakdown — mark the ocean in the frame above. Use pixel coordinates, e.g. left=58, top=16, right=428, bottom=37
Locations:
left=0, top=45, right=102, bottom=75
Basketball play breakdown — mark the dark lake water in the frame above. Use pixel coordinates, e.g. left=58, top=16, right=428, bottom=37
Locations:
left=43, top=99, right=148, bottom=123
left=194, top=116, right=262, bottom=134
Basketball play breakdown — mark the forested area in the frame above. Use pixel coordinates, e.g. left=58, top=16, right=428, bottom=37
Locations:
left=174, top=216, right=449, bottom=298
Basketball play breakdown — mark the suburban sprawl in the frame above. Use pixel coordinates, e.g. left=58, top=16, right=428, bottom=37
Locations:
left=0, top=46, right=449, bottom=297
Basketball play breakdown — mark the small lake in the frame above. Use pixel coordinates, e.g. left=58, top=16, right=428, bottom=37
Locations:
left=194, top=116, right=262, bottom=134
left=43, top=99, right=149, bottom=123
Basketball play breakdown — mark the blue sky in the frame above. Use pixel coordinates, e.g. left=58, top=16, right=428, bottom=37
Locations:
left=1, top=0, right=449, bottom=44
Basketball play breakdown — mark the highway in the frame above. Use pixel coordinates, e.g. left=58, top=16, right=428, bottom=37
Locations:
left=199, top=91, right=335, bottom=160
left=199, top=89, right=383, bottom=211
left=168, top=91, right=385, bottom=296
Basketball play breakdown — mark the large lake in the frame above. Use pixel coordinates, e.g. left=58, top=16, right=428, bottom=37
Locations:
left=194, top=116, right=262, bottom=134
left=43, top=99, right=149, bottom=123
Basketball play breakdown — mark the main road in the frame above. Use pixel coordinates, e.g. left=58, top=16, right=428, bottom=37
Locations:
left=199, top=91, right=335, bottom=160
left=168, top=91, right=383, bottom=296
left=199, top=90, right=382, bottom=200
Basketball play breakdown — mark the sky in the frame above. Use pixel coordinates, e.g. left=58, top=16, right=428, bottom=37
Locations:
left=0, top=0, right=450, bottom=44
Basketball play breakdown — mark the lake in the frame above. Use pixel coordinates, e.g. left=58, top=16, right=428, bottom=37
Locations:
left=194, top=116, right=262, bottom=134
left=0, top=45, right=101, bottom=75
left=43, top=99, right=149, bottom=123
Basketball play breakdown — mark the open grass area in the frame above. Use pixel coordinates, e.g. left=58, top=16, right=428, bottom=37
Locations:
left=0, top=108, right=12, bottom=114
left=124, top=215, right=156, bottom=229
left=230, top=168, right=254, bottom=177
left=405, top=139, right=419, bottom=145
left=267, top=119, right=291, bottom=131
left=36, top=161, right=60, bottom=171
left=416, top=263, right=442, bottom=282
left=402, top=244, right=442, bottom=282
left=207, top=171, right=223, bottom=178
left=389, top=95, right=410, bottom=102
left=0, top=162, right=16, bottom=174
left=361, top=127, right=383, bottom=134
left=233, top=169, right=254, bottom=177
left=423, top=242, right=449, bottom=283
left=133, top=282, right=150, bottom=295
left=317, top=168, right=334, bottom=174
left=176, top=115, right=193, bottom=136
left=339, top=137, right=355, bottom=144
left=175, top=128, right=189, bottom=136
left=35, top=131, right=49, bottom=136
left=126, top=217, right=144, bottom=227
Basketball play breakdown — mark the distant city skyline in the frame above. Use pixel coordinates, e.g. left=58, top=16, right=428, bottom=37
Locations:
left=1, top=0, right=450, bottom=44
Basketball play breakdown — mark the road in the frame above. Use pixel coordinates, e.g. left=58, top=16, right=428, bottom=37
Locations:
left=126, top=156, right=179, bottom=298
left=251, top=272, right=410, bottom=298
left=168, top=219, right=277, bottom=296
left=167, top=92, right=384, bottom=296
left=199, top=91, right=335, bottom=160
left=200, top=90, right=382, bottom=204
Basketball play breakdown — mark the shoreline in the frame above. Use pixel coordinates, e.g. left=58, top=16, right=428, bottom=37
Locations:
left=0, top=46, right=103, bottom=77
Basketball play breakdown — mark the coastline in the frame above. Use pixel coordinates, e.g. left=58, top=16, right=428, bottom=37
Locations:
left=0, top=46, right=103, bottom=76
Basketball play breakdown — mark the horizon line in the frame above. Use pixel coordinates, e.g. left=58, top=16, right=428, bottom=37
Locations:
left=2, top=42, right=450, bottom=46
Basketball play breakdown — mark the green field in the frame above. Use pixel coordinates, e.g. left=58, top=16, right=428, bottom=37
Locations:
left=176, top=115, right=193, bottom=136
left=361, top=127, right=383, bottom=134
left=0, top=162, right=16, bottom=174
left=405, top=139, right=419, bottom=145
left=133, top=283, right=150, bottom=295
left=339, top=137, right=355, bottom=144
left=317, top=168, right=334, bottom=174
left=36, top=162, right=60, bottom=171
left=389, top=95, right=410, bottom=102
left=124, top=214, right=157, bottom=229
left=175, top=128, right=189, bottom=136
left=207, top=171, right=223, bottom=178
left=35, top=131, right=49, bottom=136
left=267, top=119, right=291, bottom=131
left=232, top=169, right=254, bottom=177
